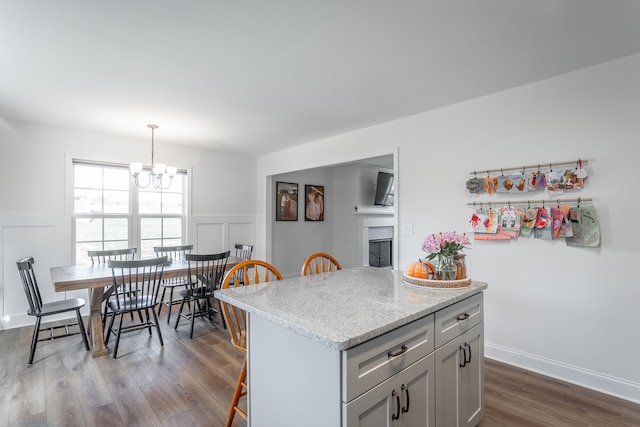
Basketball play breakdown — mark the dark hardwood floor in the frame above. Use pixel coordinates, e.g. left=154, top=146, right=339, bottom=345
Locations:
left=1, top=309, right=638, bottom=426
left=479, top=358, right=640, bottom=427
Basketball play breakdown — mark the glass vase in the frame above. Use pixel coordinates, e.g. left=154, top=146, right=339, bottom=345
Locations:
left=453, top=253, right=467, bottom=280
left=436, top=256, right=457, bottom=280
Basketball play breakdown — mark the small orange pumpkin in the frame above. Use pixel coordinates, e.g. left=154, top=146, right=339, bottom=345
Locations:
left=405, top=261, right=435, bottom=279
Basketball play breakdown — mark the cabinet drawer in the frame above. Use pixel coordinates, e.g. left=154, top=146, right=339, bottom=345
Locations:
left=435, top=292, right=483, bottom=348
left=342, top=314, right=434, bottom=403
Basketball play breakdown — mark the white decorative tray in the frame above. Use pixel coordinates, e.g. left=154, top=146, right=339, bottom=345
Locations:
left=402, top=273, right=471, bottom=289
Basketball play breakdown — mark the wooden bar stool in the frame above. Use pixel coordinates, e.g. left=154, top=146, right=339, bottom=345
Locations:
left=301, top=252, right=342, bottom=276
left=219, top=260, right=283, bottom=427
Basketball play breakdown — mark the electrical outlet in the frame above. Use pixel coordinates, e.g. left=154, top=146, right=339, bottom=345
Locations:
left=402, top=224, right=413, bottom=235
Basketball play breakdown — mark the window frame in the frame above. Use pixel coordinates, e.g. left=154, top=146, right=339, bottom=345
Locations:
left=71, top=159, right=187, bottom=264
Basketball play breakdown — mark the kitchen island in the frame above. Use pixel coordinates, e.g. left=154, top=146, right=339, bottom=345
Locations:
left=216, top=266, right=487, bottom=426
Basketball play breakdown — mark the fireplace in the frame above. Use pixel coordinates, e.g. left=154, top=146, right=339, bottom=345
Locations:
left=369, top=238, right=392, bottom=267
left=367, top=226, right=393, bottom=268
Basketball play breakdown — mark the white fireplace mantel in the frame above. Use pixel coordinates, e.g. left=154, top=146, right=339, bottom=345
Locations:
left=354, top=205, right=394, bottom=215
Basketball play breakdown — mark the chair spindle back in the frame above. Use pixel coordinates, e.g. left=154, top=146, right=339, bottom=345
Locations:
left=220, top=260, right=282, bottom=353
left=88, top=248, right=136, bottom=265
left=301, top=252, right=342, bottom=276
left=16, top=257, right=43, bottom=314
left=108, top=257, right=167, bottom=311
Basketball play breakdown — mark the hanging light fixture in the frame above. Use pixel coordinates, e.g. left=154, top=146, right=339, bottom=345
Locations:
left=129, top=124, right=177, bottom=189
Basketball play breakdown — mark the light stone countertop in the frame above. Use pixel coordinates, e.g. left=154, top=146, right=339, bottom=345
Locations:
left=215, top=266, right=487, bottom=351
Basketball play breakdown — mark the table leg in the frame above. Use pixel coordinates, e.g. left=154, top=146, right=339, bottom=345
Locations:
left=88, top=287, right=108, bottom=357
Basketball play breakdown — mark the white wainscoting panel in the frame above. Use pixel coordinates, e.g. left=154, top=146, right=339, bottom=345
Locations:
left=195, top=223, right=225, bottom=254
left=229, top=222, right=254, bottom=249
left=1, top=214, right=78, bottom=329
left=191, top=215, right=256, bottom=256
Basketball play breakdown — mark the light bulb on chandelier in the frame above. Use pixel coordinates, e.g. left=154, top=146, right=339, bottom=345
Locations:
left=130, top=124, right=177, bottom=189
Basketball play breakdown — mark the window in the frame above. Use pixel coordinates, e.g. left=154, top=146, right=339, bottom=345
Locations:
left=73, top=161, right=186, bottom=264
left=138, top=174, right=185, bottom=258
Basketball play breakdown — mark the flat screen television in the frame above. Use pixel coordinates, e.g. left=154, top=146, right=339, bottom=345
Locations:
left=374, top=171, right=394, bottom=206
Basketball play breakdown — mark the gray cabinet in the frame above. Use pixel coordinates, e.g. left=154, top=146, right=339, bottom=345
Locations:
left=344, top=353, right=435, bottom=426
left=342, top=314, right=435, bottom=426
left=435, top=294, right=484, bottom=427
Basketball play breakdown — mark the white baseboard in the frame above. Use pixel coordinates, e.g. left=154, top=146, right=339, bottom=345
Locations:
left=485, top=342, right=640, bottom=404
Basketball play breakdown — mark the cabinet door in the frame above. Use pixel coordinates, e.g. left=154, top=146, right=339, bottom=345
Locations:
left=396, top=353, right=435, bottom=427
left=459, top=323, right=484, bottom=427
left=344, top=374, right=396, bottom=427
left=345, top=355, right=435, bottom=427
left=435, top=323, right=484, bottom=427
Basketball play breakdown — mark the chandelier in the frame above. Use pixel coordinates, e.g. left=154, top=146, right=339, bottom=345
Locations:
left=129, top=124, right=177, bottom=189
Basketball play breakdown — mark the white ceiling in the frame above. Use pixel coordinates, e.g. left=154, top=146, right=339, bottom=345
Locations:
left=1, top=1, right=639, bottom=155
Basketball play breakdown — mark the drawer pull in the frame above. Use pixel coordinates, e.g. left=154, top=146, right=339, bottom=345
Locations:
left=391, top=390, right=400, bottom=420
left=456, top=313, right=470, bottom=321
left=401, top=384, right=410, bottom=413
left=387, top=344, right=408, bottom=358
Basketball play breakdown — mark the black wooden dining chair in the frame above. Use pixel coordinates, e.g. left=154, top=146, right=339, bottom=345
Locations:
left=87, top=248, right=137, bottom=327
left=105, top=256, right=167, bottom=358
left=174, top=251, right=230, bottom=339
left=234, top=243, right=253, bottom=260
left=231, top=243, right=253, bottom=286
left=153, top=244, right=193, bottom=323
left=16, top=257, right=90, bottom=365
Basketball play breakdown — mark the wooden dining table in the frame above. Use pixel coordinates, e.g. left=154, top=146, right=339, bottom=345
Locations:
left=50, top=255, right=243, bottom=358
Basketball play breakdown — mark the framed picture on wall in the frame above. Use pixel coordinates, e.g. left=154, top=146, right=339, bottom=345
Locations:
left=305, top=185, right=324, bottom=221
left=276, top=181, right=298, bottom=221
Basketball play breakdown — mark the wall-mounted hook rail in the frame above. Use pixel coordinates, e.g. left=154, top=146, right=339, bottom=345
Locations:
left=466, top=197, right=592, bottom=207
left=469, top=159, right=588, bottom=175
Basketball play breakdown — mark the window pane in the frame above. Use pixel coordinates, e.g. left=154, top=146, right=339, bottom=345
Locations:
left=104, top=190, right=129, bottom=213
left=139, top=192, right=161, bottom=214
left=103, top=168, right=130, bottom=190
left=104, top=241, right=130, bottom=251
left=163, top=238, right=182, bottom=247
left=74, top=165, right=103, bottom=189
left=163, top=218, right=182, bottom=239
left=76, top=242, right=103, bottom=265
left=141, top=239, right=162, bottom=259
left=75, top=189, right=103, bottom=213
left=141, top=218, right=162, bottom=239
left=162, top=193, right=183, bottom=214
left=104, top=218, right=128, bottom=241
left=164, top=174, right=184, bottom=193
left=76, top=218, right=103, bottom=242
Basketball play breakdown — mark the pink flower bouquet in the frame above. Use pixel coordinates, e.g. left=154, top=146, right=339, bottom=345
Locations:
left=421, top=231, right=471, bottom=262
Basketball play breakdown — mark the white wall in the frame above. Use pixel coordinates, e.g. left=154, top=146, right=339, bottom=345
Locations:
left=0, top=121, right=256, bottom=329
left=257, top=54, right=640, bottom=402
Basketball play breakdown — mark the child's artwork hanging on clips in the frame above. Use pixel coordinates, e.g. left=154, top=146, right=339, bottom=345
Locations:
left=466, top=198, right=599, bottom=247
left=466, top=159, right=588, bottom=196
